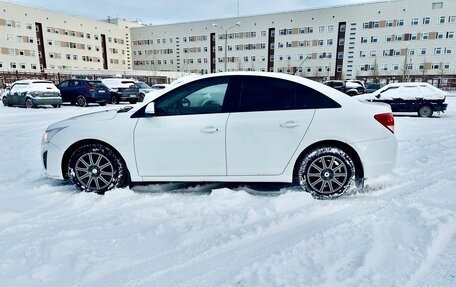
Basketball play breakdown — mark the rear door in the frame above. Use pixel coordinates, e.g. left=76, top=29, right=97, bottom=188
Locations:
left=225, top=76, right=315, bottom=176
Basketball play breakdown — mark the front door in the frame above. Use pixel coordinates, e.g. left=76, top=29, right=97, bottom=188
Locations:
left=134, top=76, right=231, bottom=177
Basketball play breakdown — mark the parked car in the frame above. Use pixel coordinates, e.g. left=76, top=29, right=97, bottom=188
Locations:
left=355, top=82, right=448, bottom=117
left=134, top=81, right=153, bottom=102
left=323, top=80, right=365, bottom=96
left=58, top=79, right=110, bottom=107
left=101, top=78, right=140, bottom=104
left=2, top=80, right=62, bottom=108
left=365, top=83, right=383, bottom=93
left=41, top=72, right=397, bottom=199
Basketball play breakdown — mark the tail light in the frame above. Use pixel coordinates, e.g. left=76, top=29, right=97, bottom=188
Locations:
left=375, top=113, right=395, bottom=133
left=85, top=86, right=95, bottom=92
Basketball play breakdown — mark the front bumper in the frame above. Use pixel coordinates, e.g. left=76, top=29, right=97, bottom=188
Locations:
left=433, top=103, right=448, bottom=112
left=41, top=142, right=65, bottom=179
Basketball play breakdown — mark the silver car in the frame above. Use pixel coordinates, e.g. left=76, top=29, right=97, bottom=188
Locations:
left=2, top=80, right=62, bottom=108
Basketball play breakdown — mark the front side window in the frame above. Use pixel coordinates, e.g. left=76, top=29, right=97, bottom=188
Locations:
left=155, top=77, right=229, bottom=116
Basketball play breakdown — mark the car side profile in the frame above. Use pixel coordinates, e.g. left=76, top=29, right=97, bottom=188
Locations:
left=2, top=80, right=62, bottom=108
left=355, top=82, right=448, bottom=117
left=58, top=79, right=110, bottom=106
left=42, top=72, right=397, bottom=199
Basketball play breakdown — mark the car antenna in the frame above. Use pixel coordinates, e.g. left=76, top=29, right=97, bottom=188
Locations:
left=293, top=56, right=310, bottom=76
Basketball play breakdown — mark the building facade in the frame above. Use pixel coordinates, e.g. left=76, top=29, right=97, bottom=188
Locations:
left=131, top=0, right=456, bottom=81
left=0, top=0, right=141, bottom=73
left=1, top=0, right=455, bottom=82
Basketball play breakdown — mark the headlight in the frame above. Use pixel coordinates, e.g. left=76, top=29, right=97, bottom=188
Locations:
left=42, top=127, right=67, bottom=144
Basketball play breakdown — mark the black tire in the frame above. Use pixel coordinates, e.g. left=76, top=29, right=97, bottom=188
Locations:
left=297, top=146, right=356, bottom=199
left=68, top=144, right=129, bottom=193
left=110, top=93, right=119, bottom=104
left=129, top=99, right=138, bottom=104
left=2, top=96, right=9, bottom=107
left=418, top=105, right=433, bottom=118
left=25, top=98, right=35, bottom=109
left=52, top=104, right=61, bottom=108
left=139, top=93, right=145, bottom=102
left=99, top=101, right=108, bottom=106
left=76, top=95, right=87, bottom=107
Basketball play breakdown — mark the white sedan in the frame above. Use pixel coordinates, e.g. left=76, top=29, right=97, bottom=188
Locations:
left=41, top=72, right=397, bottom=199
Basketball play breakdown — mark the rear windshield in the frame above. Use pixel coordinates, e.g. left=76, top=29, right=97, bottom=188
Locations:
left=30, top=82, right=57, bottom=91
left=88, top=81, right=106, bottom=88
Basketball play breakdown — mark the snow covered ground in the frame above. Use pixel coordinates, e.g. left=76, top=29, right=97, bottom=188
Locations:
left=0, top=99, right=455, bottom=287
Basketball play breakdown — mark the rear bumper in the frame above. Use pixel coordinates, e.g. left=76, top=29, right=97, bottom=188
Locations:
left=32, top=97, right=62, bottom=106
left=433, top=103, right=448, bottom=112
left=354, top=135, right=397, bottom=179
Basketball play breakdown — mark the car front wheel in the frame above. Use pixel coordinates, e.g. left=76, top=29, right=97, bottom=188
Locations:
left=110, top=94, right=119, bottom=104
left=76, top=95, right=87, bottom=107
left=2, top=96, right=9, bottom=106
left=298, top=146, right=355, bottom=199
left=418, top=105, right=433, bottom=118
left=68, top=144, right=129, bottom=193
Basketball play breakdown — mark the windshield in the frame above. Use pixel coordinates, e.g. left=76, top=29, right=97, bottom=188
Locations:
left=135, top=82, right=151, bottom=89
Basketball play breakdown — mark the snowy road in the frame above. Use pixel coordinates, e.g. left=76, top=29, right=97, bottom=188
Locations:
left=0, top=99, right=455, bottom=287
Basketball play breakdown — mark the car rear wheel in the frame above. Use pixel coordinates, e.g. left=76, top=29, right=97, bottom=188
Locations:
left=129, top=99, right=138, bottom=104
left=418, top=105, right=433, bottom=118
left=99, top=101, right=108, bottom=106
left=68, top=144, right=129, bottom=194
left=52, top=104, right=61, bottom=108
left=298, top=146, right=355, bottom=199
left=25, top=98, right=35, bottom=109
left=76, top=95, right=87, bottom=107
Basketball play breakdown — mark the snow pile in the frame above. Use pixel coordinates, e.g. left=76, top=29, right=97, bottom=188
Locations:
left=0, top=100, right=455, bottom=287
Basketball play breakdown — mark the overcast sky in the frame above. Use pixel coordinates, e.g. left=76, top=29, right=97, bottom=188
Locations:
left=8, top=0, right=381, bottom=25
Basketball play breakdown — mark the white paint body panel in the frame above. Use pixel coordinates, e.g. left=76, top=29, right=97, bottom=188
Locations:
left=42, top=72, right=397, bottom=185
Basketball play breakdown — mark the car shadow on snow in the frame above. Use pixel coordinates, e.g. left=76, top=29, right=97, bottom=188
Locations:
left=131, top=182, right=301, bottom=197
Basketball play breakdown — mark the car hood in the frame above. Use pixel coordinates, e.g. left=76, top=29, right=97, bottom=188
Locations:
left=46, top=109, right=119, bottom=130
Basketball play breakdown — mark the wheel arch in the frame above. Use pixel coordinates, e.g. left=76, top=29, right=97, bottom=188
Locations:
left=61, top=139, right=130, bottom=181
left=292, top=140, right=364, bottom=182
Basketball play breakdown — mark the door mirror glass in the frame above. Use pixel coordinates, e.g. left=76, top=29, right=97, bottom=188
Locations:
left=145, top=102, right=155, bottom=116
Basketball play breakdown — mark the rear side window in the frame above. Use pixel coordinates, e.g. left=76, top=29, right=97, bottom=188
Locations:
left=239, top=76, right=294, bottom=112
left=89, top=81, right=105, bottom=88
left=58, top=81, right=69, bottom=88
left=294, top=84, right=341, bottom=109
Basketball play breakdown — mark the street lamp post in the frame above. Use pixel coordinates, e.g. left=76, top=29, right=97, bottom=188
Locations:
left=213, top=22, right=241, bottom=72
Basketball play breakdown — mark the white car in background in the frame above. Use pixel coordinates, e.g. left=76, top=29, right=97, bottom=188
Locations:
left=41, top=72, right=397, bottom=199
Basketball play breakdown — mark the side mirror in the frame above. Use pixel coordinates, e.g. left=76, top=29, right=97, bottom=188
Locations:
left=145, top=102, right=155, bottom=116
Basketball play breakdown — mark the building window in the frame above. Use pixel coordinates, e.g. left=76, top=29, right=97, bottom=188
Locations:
left=328, top=25, right=334, bottom=32
left=386, top=20, right=394, bottom=27
left=423, top=17, right=431, bottom=24
left=420, top=48, right=427, bottom=55
left=339, top=25, right=346, bottom=32
left=10, top=62, right=17, bottom=69
left=397, top=19, right=404, bottom=26
left=7, top=34, right=13, bottom=41
left=319, top=26, right=325, bottom=33
left=370, top=50, right=377, bottom=57
left=359, top=51, right=367, bottom=57
left=422, top=33, right=429, bottom=40
left=449, top=16, right=456, bottom=23
left=446, top=32, right=454, bottom=38
left=432, top=63, right=440, bottom=69
left=411, top=18, right=419, bottom=25
left=434, top=47, right=442, bottom=54
left=371, top=36, right=378, bottom=43
left=439, top=16, right=445, bottom=24
left=327, top=39, right=333, bottom=45
left=432, top=2, right=443, bottom=9
left=337, top=52, right=343, bottom=59
left=385, top=35, right=392, bottom=42
left=445, top=47, right=452, bottom=54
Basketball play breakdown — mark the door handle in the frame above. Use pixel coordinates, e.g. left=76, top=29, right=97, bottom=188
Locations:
left=280, top=121, right=300, bottom=128
left=200, top=126, right=219, bottom=134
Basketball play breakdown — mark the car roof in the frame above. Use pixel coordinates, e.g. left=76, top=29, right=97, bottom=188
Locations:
left=12, top=79, right=53, bottom=84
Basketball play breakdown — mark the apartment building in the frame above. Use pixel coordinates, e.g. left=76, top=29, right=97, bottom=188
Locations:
left=131, top=0, right=456, bottom=80
left=0, top=0, right=141, bottom=73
